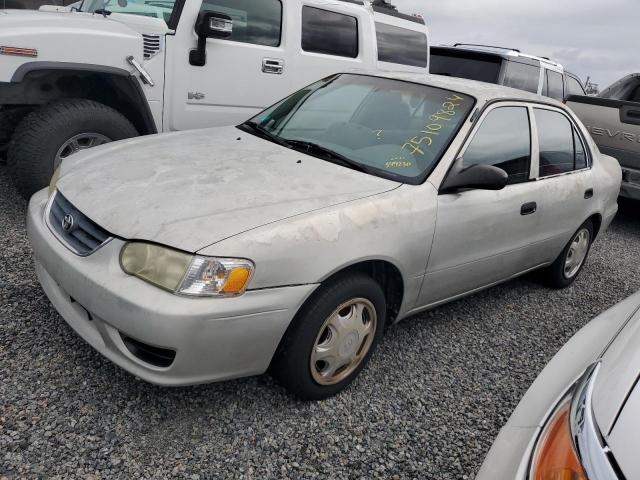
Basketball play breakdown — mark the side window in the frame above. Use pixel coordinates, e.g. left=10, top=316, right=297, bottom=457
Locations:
left=543, top=70, right=564, bottom=100
left=200, top=0, right=282, bottom=47
left=463, top=107, right=531, bottom=184
left=535, top=108, right=580, bottom=176
left=503, top=61, right=541, bottom=94
left=375, top=23, right=428, bottom=68
left=566, top=76, right=586, bottom=96
left=302, top=7, right=358, bottom=58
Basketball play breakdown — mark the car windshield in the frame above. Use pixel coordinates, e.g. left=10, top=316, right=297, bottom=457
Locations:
left=82, top=0, right=176, bottom=24
left=246, top=74, right=475, bottom=183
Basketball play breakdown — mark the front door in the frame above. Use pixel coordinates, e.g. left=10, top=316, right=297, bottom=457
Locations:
left=164, top=0, right=293, bottom=131
left=419, top=104, right=543, bottom=307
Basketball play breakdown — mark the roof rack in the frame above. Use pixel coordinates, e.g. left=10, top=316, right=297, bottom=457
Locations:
left=453, top=43, right=520, bottom=53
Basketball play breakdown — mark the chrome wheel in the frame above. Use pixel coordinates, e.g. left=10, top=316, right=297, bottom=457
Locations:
left=310, top=298, right=377, bottom=386
left=564, top=228, right=590, bottom=279
left=54, top=133, right=111, bottom=169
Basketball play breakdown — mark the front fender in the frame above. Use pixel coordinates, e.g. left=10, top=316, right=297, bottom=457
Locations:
left=0, top=10, right=142, bottom=83
left=199, top=183, right=439, bottom=318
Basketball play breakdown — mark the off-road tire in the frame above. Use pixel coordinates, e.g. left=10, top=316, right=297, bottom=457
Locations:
left=7, top=99, right=138, bottom=198
left=271, top=274, right=386, bottom=401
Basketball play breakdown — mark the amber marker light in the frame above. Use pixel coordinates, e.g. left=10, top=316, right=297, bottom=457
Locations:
left=0, top=46, right=38, bottom=57
left=222, top=267, right=252, bottom=294
left=530, top=396, right=588, bottom=480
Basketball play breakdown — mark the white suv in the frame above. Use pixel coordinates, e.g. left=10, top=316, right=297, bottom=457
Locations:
left=0, top=0, right=429, bottom=197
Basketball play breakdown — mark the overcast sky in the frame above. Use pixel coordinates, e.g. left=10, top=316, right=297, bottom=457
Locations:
left=396, top=0, right=637, bottom=90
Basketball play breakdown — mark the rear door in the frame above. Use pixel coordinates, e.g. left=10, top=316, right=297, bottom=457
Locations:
left=288, top=2, right=373, bottom=93
left=419, top=103, right=543, bottom=307
left=164, top=0, right=294, bottom=131
left=529, top=106, right=594, bottom=259
left=542, top=68, right=565, bottom=101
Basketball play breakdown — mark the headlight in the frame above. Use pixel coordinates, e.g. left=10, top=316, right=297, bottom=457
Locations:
left=529, top=393, right=588, bottom=480
left=49, top=166, right=61, bottom=195
left=120, top=242, right=254, bottom=297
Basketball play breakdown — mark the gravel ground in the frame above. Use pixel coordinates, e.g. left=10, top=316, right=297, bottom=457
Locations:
left=1, top=163, right=639, bottom=480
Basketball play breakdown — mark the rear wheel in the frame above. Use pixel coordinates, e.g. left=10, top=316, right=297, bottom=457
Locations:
left=543, top=220, right=594, bottom=288
left=271, top=274, right=386, bottom=400
left=7, top=99, right=138, bottom=198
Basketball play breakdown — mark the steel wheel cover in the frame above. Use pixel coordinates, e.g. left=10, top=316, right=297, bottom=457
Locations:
left=310, top=298, right=377, bottom=386
left=564, top=228, right=590, bottom=279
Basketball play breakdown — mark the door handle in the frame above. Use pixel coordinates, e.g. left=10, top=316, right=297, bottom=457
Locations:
left=521, top=202, right=537, bottom=216
left=262, top=58, right=284, bottom=75
left=584, top=188, right=594, bottom=199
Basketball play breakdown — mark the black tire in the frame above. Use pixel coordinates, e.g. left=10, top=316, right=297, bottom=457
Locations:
left=7, top=99, right=138, bottom=198
left=271, top=274, right=386, bottom=400
left=543, top=219, right=594, bottom=289
left=0, top=107, right=30, bottom=162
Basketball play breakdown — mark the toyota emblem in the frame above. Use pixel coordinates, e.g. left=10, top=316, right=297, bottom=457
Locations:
left=62, top=213, right=75, bottom=232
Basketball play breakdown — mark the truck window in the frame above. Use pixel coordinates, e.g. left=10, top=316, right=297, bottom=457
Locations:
left=543, top=70, right=564, bottom=101
left=429, top=51, right=501, bottom=83
left=535, top=109, right=577, bottom=176
left=566, top=76, right=586, bottom=96
left=200, top=0, right=282, bottom=47
left=503, top=61, right=540, bottom=94
left=302, top=7, right=359, bottom=58
left=376, top=23, right=428, bottom=68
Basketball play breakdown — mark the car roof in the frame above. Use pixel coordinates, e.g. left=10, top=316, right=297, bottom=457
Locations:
left=431, top=45, right=564, bottom=71
left=345, top=70, right=566, bottom=107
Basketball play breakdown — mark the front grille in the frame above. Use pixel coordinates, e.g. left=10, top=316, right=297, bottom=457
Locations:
left=142, top=34, right=161, bottom=59
left=48, top=192, right=111, bottom=256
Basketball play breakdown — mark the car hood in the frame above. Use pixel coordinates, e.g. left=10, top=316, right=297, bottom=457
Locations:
left=590, top=300, right=640, bottom=480
left=56, top=127, right=400, bottom=252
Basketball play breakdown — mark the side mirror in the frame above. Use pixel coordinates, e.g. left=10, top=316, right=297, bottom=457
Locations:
left=440, top=158, right=508, bottom=194
left=189, top=12, right=233, bottom=67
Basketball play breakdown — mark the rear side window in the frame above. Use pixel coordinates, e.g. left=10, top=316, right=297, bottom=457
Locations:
left=543, top=70, right=565, bottom=100
left=302, top=7, right=358, bottom=58
left=376, top=23, right=428, bottom=68
left=535, top=108, right=583, bottom=176
left=566, top=76, right=586, bottom=96
left=503, top=61, right=541, bottom=93
left=200, top=0, right=282, bottom=47
left=463, top=107, right=531, bottom=184
left=430, top=51, right=501, bottom=83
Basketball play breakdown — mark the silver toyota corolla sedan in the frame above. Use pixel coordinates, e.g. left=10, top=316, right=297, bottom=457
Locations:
left=27, top=72, right=621, bottom=400
left=477, top=291, right=640, bottom=480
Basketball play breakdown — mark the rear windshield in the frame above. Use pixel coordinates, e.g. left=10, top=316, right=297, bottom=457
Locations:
left=430, top=50, right=502, bottom=84
left=248, top=74, right=475, bottom=184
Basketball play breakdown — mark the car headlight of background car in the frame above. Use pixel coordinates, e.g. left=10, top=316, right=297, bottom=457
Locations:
left=529, top=363, right=612, bottom=480
left=120, top=242, right=254, bottom=297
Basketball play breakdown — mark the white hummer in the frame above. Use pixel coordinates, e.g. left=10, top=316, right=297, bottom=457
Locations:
left=0, top=0, right=429, bottom=197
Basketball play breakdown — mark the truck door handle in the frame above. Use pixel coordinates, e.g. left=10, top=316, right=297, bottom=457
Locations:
left=521, top=202, right=537, bottom=216
left=584, top=188, right=594, bottom=199
left=262, top=58, right=284, bottom=75
left=621, top=106, right=640, bottom=126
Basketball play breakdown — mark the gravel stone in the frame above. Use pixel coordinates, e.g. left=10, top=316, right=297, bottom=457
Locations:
left=1, top=163, right=639, bottom=479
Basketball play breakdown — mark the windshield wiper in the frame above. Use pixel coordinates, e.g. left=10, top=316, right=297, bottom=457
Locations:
left=285, top=140, right=370, bottom=174
left=239, top=121, right=291, bottom=148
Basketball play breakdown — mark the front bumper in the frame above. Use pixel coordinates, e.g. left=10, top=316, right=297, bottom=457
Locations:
left=27, top=189, right=318, bottom=386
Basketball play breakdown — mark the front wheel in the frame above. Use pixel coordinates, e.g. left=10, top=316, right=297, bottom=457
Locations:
left=543, top=220, right=594, bottom=289
left=7, top=99, right=138, bottom=198
left=271, top=274, right=386, bottom=400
